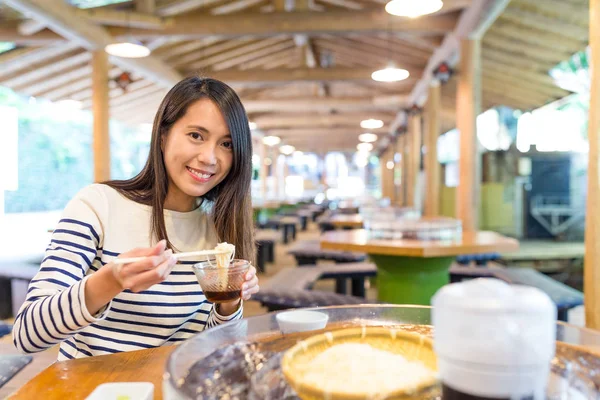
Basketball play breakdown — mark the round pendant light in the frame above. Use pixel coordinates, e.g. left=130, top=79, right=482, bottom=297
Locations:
left=263, top=136, right=281, bottom=146
left=372, top=63, right=410, bottom=82
left=357, top=142, right=374, bottom=152
left=105, top=40, right=151, bottom=58
left=360, top=119, right=384, bottom=129
left=385, top=0, right=443, bottom=17
left=358, top=133, right=378, bottom=143
left=280, top=145, right=296, bottom=155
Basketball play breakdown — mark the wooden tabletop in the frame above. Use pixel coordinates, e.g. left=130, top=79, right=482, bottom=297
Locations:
left=320, top=230, right=519, bottom=257
left=9, top=346, right=175, bottom=400
left=329, top=214, right=364, bottom=228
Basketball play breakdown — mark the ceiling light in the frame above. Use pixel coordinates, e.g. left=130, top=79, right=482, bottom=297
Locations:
left=386, top=161, right=395, bottom=170
left=105, top=40, right=151, bottom=58
left=264, top=157, right=272, bottom=166
left=249, top=121, right=257, bottom=130
left=357, top=143, right=374, bottom=152
left=385, top=0, right=443, bottom=17
left=280, top=145, right=296, bottom=155
left=358, top=133, right=378, bottom=143
left=360, top=119, right=384, bottom=129
left=372, top=63, right=410, bottom=82
left=263, top=136, right=281, bottom=146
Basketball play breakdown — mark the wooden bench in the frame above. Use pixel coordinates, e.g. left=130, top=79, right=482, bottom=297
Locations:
left=450, top=265, right=584, bottom=322
left=0, top=263, right=39, bottom=319
left=253, top=262, right=378, bottom=311
left=288, top=240, right=367, bottom=265
left=263, top=216, right=299, bottom=244
left=255, top=230, right=278, bottom=273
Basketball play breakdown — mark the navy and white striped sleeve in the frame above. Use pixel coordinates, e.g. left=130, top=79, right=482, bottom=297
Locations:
left=205, top=301, right=244, bottom=329
left=13, top=188, right=108, bottom=354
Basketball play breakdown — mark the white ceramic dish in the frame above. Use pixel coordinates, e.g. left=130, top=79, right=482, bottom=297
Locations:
left=85, top=382, right=154, bottom=400
left=276, top=310, right=329, bottom=334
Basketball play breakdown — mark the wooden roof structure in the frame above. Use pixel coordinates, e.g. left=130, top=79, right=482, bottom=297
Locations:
left=0, top=0, right=589, bottom=153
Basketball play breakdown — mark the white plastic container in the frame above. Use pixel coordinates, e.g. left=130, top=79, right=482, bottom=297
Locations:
left=432, top=278, right=557, bottom=400
left=85, top=382, right=154, bottom=400
left=276, top=310, right=329, bottom=334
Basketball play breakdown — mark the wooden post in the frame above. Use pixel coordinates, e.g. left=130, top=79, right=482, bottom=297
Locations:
left=585, top=0, right=600, bottom=330
left=406, top=112, right=422, bottom=208
left=92, top=50, right=110, bottom=182
left=394, top=136, right=404, bottom=206
left=424, top=82, right=441, bottom=216
left=135, top=0, right=155, bottom=14
left=456, top=38, right=481, bottom=232
left=259, top=139, right=267, bottom=200
left=380, top=146, right=394, bottom=201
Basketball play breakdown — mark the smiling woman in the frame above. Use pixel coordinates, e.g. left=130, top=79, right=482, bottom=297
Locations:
left=12, top=76, right=259, bottom=361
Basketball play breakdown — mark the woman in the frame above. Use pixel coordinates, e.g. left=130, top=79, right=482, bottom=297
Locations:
left=13, top=77, right=259, bottom=360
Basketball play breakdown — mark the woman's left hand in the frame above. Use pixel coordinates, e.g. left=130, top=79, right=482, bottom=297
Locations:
left=241, top=265, right=259, bottom=301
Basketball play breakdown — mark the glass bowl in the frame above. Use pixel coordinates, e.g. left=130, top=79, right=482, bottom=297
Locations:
left=192, top=259, right=249, bottom=303
left=163, top=305, right=600, bottom=400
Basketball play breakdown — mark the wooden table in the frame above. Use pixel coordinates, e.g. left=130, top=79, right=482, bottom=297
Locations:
left=329, top=214, right=364, bottom=229
left=320, top=230, right=519, bottom=305
left=9, top=346, right=175, bottom=400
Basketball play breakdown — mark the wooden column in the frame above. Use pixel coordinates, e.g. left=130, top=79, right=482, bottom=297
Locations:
left=456, top=38, right=481, bottom=232
left=92, top=50, right=110, bottom=182
left=135, top=0, right=155, bottom=14
left=424, top=82, right=441, bottom=216
left=393, top=136, right=404, bottom=206
left=585, top=0, right=600, bottom=330
left=406, top=113, right=422, bottom=208
left=259, top=140, right=267, bottom=200
left=380, top=146, right=394, bottom=201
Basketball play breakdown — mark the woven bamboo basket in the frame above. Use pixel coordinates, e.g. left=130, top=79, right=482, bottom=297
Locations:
left=281, top=326, right=438, bottom=400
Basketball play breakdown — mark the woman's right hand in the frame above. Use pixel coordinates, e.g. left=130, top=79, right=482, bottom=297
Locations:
left=85, top=240, right=177, bottom=315
left=111, top=239, right=177, bottom=292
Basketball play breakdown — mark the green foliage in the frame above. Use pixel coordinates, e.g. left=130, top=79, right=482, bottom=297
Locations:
left=1, top=86, right=150, bottom=213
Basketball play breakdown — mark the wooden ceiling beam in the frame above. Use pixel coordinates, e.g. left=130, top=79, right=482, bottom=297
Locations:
left=165, top=38, right=250, bottom=66
left=265, top=128, right=387, bottom=137
left=156, top=0, right=225, bottom=16
left=239, top=48, right=297, bottom=70
left=210, top=40, right=295, bottom=71
left=252, top=113, right=394, bottom=128
left=243, top=96, right=408, bottom=113
left=209, top=67, right=420, bottom=84
left=483, top=34, right=574, bottom=63
left=482, top=70, right=569, bottom=98
left=105, top=11, right=457, bottom=39
left=2, top=0, right=182, bottom=88
left=315, top=39, right=424, bottom=73
left=184, top=36, right=289, bottom=70
left=489, top=19, right=584, bottom=52
left=0, top=43, right=79, bottom=79
left=498, top=9, right=588, bottom=42
left=38, top=67, right=122, bottom=101
left=1, top=51, right=90, bottom=90
left=319, top=36, right=430, bottom=67
left=482, top=47, right=557, bottom=72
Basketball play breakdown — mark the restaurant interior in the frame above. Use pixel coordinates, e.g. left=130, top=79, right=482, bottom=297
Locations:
left=1, top=0, right=600, bottom=398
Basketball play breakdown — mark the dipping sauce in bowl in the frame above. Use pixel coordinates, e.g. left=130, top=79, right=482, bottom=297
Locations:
left=192, top=259, right=250, bottom=303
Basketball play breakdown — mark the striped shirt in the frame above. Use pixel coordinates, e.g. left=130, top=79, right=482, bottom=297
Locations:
left=13, top=184, right=243, bottom=360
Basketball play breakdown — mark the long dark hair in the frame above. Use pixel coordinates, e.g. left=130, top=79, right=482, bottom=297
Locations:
left=106, top=76, right=255, bottom=263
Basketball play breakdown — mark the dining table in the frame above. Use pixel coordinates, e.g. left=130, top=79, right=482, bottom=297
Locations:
left=8, top=305, right=600, bottom=399
left=328, top=213, right=364, bottom=229
left=320, top=229, right=519, bottom=305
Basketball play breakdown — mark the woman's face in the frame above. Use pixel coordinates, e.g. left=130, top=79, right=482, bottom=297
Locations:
left=162, top=98, right=234, bottom=208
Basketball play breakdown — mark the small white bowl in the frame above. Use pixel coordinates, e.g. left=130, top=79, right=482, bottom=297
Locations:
left=276, top=310, right=329, bottom=334
left=85, top=382, right=154, bottom=400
